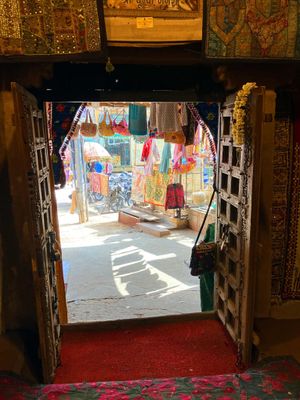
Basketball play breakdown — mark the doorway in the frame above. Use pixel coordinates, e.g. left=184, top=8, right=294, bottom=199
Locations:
left=52, top=102, right=218, bottom=323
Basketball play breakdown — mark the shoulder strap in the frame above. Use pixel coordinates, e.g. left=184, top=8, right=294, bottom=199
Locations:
left=194, top=188, right=216, bottom=246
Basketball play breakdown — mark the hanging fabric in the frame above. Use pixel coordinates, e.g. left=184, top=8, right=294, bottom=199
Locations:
left=144, top=138, right=160, bottom=176
left=150, top=102, right=188, bottom=132
left=159, top=142, right=172, bottom=174
left=128, top=104, right=147, bottom=135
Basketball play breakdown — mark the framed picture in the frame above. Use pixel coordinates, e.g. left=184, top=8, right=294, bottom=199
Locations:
left=104, top=0, right=202, bottom=18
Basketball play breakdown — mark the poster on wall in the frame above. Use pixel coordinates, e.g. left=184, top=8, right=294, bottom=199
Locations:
left=104, top=0, right=202, bottom=17
left=205, top=0, right=300, bottom=59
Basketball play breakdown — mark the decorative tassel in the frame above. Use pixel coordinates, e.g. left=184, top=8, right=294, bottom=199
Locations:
left=105, top=57, right=115, bottom=73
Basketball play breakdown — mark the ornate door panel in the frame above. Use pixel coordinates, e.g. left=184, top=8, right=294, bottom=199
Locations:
left=11, top=83, right=61, bottom=382
left=216, top=88, right=276, bottom=365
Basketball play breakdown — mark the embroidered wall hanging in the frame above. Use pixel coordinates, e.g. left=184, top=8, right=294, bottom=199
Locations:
left=144, top=168, right=173, bottom=207
left=205, top=0, right=300, bottom=59
left=104, top=0, right=202, bottom=18
left=0, top=0, right=105, bottom=56
left=271, top=118, right=292, bottom=298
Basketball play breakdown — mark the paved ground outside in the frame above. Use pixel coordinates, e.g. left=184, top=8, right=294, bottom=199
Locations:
left=56, top=187, right=201, bottom=323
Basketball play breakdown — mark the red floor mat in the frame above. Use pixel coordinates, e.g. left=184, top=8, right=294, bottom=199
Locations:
left=54, top=319, right=239, bottom=383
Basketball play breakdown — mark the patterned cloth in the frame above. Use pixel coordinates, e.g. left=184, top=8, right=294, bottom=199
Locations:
left=0, top=357, right=300, bottom=399
left=0, top=0, right=105, bottom=55
left=205, top=0, right=300, bottom=59
left=165, top=183, right=185, bottom=210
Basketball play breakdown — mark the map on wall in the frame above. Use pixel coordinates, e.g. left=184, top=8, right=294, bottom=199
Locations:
left=205, top=0, right=300, bottom=59
left=104, top=0, right=201, bottom=17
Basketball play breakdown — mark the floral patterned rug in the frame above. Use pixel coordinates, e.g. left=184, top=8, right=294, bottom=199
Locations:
left=0, top=357, right=300, bottom=399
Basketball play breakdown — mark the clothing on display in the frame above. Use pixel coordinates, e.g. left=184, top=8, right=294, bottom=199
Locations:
left=165, top=183, right=185, bottom=210
left=128, top=104, right=148, bottom=136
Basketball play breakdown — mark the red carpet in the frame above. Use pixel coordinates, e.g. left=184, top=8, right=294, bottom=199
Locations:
left=54, top=319, right=239, bottom=383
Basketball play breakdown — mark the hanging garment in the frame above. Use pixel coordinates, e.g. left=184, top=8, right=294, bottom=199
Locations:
left=144, top=138, right=160, bottom=176
left=128, top=104, right=147, bottom=135
left=150, top=103, right=188, bottom=133
left=165, top=183, right=185, bottom=210
left=159, top=142, right=171, bottom=174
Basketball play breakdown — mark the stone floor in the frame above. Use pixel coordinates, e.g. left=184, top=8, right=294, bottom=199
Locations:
left=56, top=187, right=201, bottom=323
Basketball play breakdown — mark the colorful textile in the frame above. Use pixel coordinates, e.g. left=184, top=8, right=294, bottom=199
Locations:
left=89, top=172, right=101, bottom=194
left=165, top=183, right=185, bottom=210
left=131, top=166, right=145, bottom=203
left=0, top=0, right=105, bottom=55
left=145, top=169, right=172, bottom=207
left=128, top=104, right=147, bottom=136
left=1, top=357, right=300, bottom=399
left=205, top=1, right=300, bottom=59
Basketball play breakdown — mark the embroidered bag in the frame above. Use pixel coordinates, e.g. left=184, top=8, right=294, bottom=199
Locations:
left=189, top=189, right=217, bottom=276
left=80, top=109, right=97, bottom=137
left=164, top=130, right=186, bottom=145
left=112, top=110, right=130, bottom=136
left=99, top=110, right=114, bottom=137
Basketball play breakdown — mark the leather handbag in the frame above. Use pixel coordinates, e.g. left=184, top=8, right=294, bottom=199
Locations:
left=99, top=110, right=114, bottom=137
left=164, top=130, right=186, bottom=145
left=189, top=189, right=217, bottom=276
left=80, top=109, right=97, bottom=137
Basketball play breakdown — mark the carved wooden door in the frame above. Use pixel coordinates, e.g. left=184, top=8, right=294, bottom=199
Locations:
left=11, top=83, right=62, bottom=382
left=215, top=88, right=276, bottom=366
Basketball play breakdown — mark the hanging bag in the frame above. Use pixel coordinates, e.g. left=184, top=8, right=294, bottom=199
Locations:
left=99, top=110, right=114, bottom=137
left=112, top=109, right=130, bottom=136
left=189, top=189, right=217, bottom=276
left=80, top=109, right=97, bottom=137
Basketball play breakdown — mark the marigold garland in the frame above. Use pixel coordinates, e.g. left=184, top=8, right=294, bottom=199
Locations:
left=232, top=82, right=257, bottom=145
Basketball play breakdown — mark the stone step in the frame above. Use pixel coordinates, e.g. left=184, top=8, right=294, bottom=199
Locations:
left=135, top=222, right=171, bottom=237
left=121, top=207, right=160, bottom=222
